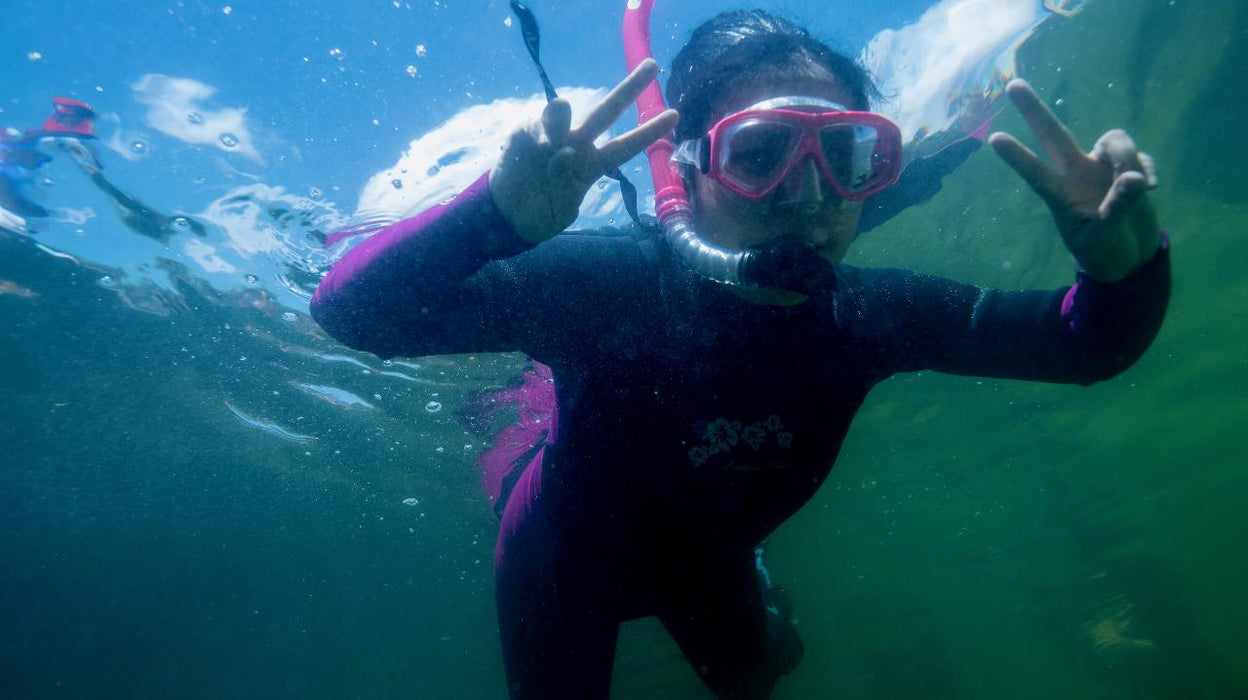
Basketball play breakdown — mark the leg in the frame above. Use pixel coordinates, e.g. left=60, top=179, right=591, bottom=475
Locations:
left=657, top=549, right=804, bottom=700
left=495, top=460, right=620, bottom=699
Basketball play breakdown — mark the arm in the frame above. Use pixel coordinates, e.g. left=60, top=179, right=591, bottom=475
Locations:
left=855, top=236, right=1169, bottom=384
left=309, top=173, right=531, bottom=358
left=870, top=79, right=1168, bottom=383
left=311, top=60, right=677, bottom=359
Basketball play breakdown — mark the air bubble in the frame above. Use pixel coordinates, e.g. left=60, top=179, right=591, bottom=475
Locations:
left=597, top=181, right=607, bottom=190
left=425, top=401, right=442, bottom=413
left=415, top=44, right=427, bottom=57
left=98, top=276, right=115, bottom=288
left=282, top=311, right=297, bottom=322
left=219, top=133, right=238, bottom=148
left=402, top=498, right=419, bottom=506
left=27, top=51, right=44, bottom=62
left=172, top=216, right=191, bottom=230
left=406, top=65, right=418, bottom=78
left=309, top=187, right=322, bottom=199
left=187, top=111, right=204, bottom=125
left=391, top=179, right=403, bottom=190
left=130, top=141, right=148, bottom=155
left=329, top=47, right=345, bottom=61
left=504, top=16, right=513, bottom=27
left=245, top=273, right=259, bottom=286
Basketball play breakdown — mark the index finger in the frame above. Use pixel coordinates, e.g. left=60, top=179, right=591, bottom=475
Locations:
left=1006, top=79, right=1084, bottom=170
left=573, top=59, right=660, bottom=141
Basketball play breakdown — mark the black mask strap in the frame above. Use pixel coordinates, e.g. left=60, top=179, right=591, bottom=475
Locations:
left=509, top=1, right=642, bottom=228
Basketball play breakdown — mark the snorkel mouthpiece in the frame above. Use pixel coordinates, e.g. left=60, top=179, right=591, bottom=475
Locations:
left=744, top=240, right=838, bottom=296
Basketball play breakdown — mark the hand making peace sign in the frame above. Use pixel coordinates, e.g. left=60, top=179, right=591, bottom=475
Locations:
left=990, top=79, right=1163, bottom=282
left=489, top=59, right=679, bottom=244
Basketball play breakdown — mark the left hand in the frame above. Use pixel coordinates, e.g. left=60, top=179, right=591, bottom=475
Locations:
left=989, top=79, right=1162, bottom=282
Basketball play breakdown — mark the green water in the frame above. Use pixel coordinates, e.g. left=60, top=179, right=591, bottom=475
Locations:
left=2, top=0, right=1245, bottom=698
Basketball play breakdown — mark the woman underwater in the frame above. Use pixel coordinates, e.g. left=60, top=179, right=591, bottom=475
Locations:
left=312, top=10, right=1169, bottom=699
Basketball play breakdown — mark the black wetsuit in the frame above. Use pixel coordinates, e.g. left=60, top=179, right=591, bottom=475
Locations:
left=311, top=172, right=1170, bottom=698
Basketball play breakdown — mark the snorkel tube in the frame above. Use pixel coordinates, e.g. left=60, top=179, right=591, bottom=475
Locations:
left=622, top=0, right=838, bottom=295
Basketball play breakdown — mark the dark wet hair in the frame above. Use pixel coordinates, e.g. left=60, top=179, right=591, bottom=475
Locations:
left=666, top=10, right=879, bottom=142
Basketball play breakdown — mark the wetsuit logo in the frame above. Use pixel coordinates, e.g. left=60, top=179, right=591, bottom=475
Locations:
left=688, top=414, right=794, bottom=468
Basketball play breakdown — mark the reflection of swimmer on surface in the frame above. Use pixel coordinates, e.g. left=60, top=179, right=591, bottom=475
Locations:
left=1, top=97, right=207, bottom=243
left=0, top=97, right=98, bottom=219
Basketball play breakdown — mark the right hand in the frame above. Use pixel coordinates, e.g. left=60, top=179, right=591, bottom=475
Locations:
left=489, top=58, right=679, bottom=244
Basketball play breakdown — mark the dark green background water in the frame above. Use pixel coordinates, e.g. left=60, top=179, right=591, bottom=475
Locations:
left=2, top=0, right=1245, bottom=697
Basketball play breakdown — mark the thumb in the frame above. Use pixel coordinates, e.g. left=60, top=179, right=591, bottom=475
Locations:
left=1097, top=170, right=1147, bottom=220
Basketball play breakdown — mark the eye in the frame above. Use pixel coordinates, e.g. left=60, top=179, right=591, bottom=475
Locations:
left=723, top=122, right=794, bottom=182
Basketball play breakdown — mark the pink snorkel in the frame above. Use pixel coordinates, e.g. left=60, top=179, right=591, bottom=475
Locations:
left=622, top=0, right=838, bottom=293
left=623, top=0, right=771, bottom=289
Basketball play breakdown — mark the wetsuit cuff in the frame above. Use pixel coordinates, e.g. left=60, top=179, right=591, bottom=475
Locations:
left=461, top=171, right=534, bottom=259
left=1061, top=230, right=1170, bottom=323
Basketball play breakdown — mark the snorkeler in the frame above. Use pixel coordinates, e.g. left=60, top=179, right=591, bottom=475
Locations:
left=311, top=7, right=1168, bottom=699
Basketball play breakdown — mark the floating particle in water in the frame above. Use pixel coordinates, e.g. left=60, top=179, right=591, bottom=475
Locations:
left=41, top=177, right=55, bottom=187
left=172, top=216, right=191, bottom=230
left=329, top=47, right=345, bottom=62
left=187, top=111, right=204, bottom=125
left=391, top=179, right=403, bottom=190
left=402, top=497, right=419, bottom=506
left=504, top=16, right=513, bottom=27
left=95, top=86, right=105, bottom=93
left=219, top=132, right=239, bottom=148
left=130, top=140, right=148, bottom=155
left=435, top=446, right=445, bottom=453
left=608, top=218, right=615, bottom=225
left=27, top=51, right=44, bottom=62
left=309, top=187, right=322, bottom=199
left=222, top=5, right=233, bottom=15
left=98, top=275, right=115, bottom=288
left=415, top=44, right=427, bottom=57
left=1054, top=98, right=1064, bottom=107
left=282, top=311, right=297, bottom=322
left=425, top=401, right=442, bottom=413
left=245, top=273, right=259, bottom=286
left=406, top=64, right=418, bottom=78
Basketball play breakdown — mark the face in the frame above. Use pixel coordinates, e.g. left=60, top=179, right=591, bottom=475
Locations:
left=690, top=71, right=866, bottom=304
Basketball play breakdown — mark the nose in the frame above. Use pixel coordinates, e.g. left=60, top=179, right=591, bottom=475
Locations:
left=777, top=157, right=825, bottom=208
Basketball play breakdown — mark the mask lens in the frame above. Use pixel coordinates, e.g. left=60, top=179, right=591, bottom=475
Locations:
left=819, top=123, right=894, bottom=195
left=719, top=120, right=799, bottom=192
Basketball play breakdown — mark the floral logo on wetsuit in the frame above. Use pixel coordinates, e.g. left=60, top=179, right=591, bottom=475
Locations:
left=688, top=415, right=794, bottom=468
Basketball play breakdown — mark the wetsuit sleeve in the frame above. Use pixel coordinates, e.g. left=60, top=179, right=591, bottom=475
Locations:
left=852, top=237, right=1170, bottom=385
left=310, top=172, right=652, bottom=361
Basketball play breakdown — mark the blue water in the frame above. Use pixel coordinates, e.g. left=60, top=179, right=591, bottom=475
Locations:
left=2, top=0, right=1245, bottom=698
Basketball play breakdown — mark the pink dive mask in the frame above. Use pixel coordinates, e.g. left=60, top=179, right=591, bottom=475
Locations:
left=672, top=97, right=903, bottom=201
